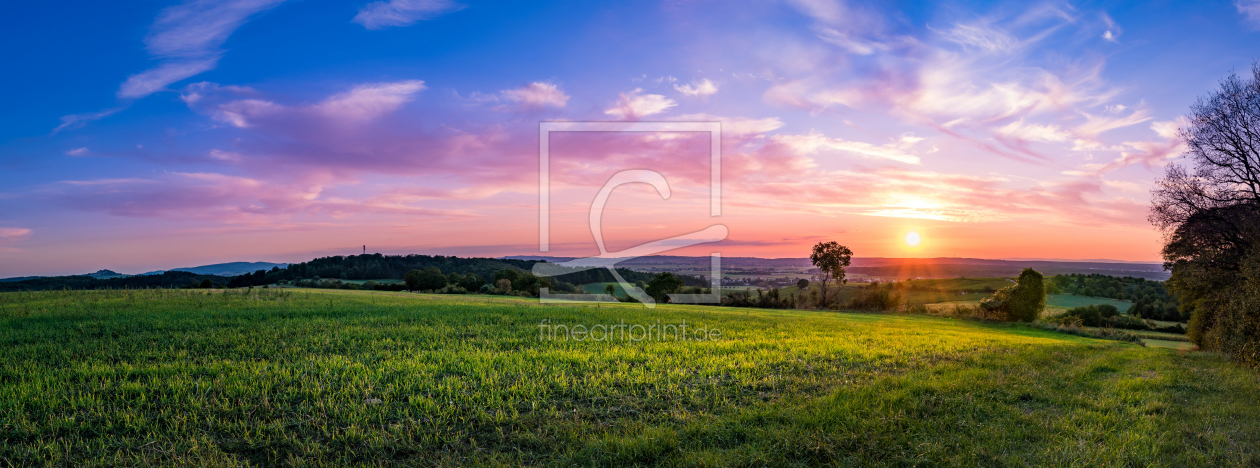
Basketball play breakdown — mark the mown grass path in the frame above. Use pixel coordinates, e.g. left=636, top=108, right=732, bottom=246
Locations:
left=0, top=289, right=1256, bottom=466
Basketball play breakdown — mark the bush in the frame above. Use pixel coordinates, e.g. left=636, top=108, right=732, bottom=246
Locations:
left=846, top=283, right=901, bottom=311
left=1051, top=304, right=1150, bottom=330
left=980, top=268, right=1046, bottom=322
left=1155, top=323, right=1187, bottom=334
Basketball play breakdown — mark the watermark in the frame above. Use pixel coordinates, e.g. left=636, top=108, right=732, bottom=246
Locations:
left=537, top=319, right=721, bottom=342
left=533, top=122, right=726, bottom=308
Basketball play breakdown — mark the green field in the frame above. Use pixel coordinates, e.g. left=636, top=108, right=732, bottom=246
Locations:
left=337, top=279, right=404, bottom=285
left=1045, top=294, right=1134, bottom=311
left=1, top=289, right=1257, bottom=466
left=579, top=281, right=629, bottom=296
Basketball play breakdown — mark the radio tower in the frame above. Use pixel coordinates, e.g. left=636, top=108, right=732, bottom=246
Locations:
left=363, top=245, right=366, bottom=255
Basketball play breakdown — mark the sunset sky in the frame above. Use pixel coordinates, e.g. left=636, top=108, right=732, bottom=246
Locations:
left=2, top=0, right=1259, bottom=276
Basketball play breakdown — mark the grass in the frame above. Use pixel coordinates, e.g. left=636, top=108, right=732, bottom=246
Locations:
left=579, top=282, right=629, bottom=296
left=1, top=288, right=1258, bottom=466
left=1144, top=339, right=1196, bottom=350
left=337, top=279, right=404, bottom=285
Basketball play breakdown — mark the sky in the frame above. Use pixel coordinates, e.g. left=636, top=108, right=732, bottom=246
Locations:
left=2, top=0, right=1259, bottom=277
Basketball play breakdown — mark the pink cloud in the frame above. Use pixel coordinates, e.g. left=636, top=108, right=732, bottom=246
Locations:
left=46, top=172, right=466, bottom=226
left=0, top=228, right=32, bottom=243
left=313, top=80, right=428, bottom=122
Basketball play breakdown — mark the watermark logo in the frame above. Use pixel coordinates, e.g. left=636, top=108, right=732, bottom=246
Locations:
left=533, top=122, right=726, bottom=308
left=538, top=319, right=721, bottom=342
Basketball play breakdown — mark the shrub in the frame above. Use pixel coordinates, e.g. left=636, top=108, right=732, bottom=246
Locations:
left=980, top=268, right=1045, bottom=322
left=1052, top=304, right=1149, bottom=330
left=846, top=283, right=901, bottom=310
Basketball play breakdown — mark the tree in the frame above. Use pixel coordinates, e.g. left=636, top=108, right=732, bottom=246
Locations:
left=797, top=278, right=810, bottom=290
left=1150, top=63, right=1260, bottom=364
left=810, top=241, right=852, bottom=308
left=458, top=273, right=484, bottom=291
left=980, top=268, right=1046, bottom=322
left=417, top=266, right=448, bottom=291
left=646, top=273, right=685, bottom=303
left=604, top=283, right=616, bottom=297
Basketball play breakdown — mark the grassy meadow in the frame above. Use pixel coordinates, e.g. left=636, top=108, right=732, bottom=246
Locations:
left=1, top=288, right=1257, bottom=466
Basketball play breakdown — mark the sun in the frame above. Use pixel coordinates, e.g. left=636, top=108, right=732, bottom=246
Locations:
left=905, top=232, right=921, bottom=247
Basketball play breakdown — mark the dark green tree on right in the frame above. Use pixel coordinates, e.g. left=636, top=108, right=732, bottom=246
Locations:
left=1150, top=63, right=1260, bottom=366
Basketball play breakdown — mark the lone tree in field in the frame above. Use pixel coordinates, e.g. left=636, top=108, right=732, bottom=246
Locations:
left=810, top=241, right=852, bottom=308
left=1151, top=62, right=1260, bottom=365
left=405, top=266, right=448, bottom=292
left=646, top=272, right=685, bottom=303
left=980, top=268, right=1046, bottom=322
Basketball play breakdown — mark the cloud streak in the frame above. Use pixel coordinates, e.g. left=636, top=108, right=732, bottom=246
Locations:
left=118, top=0, right=287, bottom=99
left=353, top=0, right=465, bottom=29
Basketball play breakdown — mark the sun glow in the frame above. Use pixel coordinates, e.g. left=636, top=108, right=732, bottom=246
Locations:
left=905, top=232, right=921, bottom=246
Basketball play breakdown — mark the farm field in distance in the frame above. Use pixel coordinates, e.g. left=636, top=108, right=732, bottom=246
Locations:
left=1, top=288, right=1256, bottom=466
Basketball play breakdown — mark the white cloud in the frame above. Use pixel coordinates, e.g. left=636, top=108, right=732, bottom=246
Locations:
left=674, top=79, right=719, bottom=97
left=353, top=0, right=465, bottom=29
left=1100, top=12, right=1122, bottom=42
left=773, top=131, right=922, bottom=164
left=996, top=119, right=1069, bottom=143
left=604, top=89, right=677, bottom=119
left=674, top=113, right=785, bottom=136
left=499, top=82, right=569, bottom=108
left=65, top=147, right=90, bottom=156
left=118, top=0, right=287, bottom=99
left=1238, top=0, right=1260, bottom=29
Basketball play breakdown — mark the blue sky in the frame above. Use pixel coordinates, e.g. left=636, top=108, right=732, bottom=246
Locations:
left=1, top=0, right=1259, bottom=276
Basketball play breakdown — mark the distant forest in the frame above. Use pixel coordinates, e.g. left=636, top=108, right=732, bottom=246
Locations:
left=0, top=271, right=226, bottom=292
left=1050, top=273, right=1183, bottom=321
left=225, top=254, right=709, bottom=289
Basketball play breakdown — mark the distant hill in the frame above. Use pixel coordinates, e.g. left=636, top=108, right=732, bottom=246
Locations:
left=141, top=262, right=289, bottom=277
left=87, top=269, right=129, bottom=279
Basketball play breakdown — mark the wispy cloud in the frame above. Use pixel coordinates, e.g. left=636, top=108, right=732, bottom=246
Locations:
left=353, top=0, right=465, bottom=30
left=65, top=147, right=90, bottom=156
left=118, top=0, right=287, bottom=99
left=185, top=79, right=426, bottom=128
left=604, top=89, right=677, bottom=119
left=770, top=131, right=923, bottom=164
left=313, top=80, right=428, bottom=122
left=52, top=107, right=124, bottom=134
left=1100, top=12, right=1122, bottom=42
left=1239, top=0, right=1260, bottom=28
